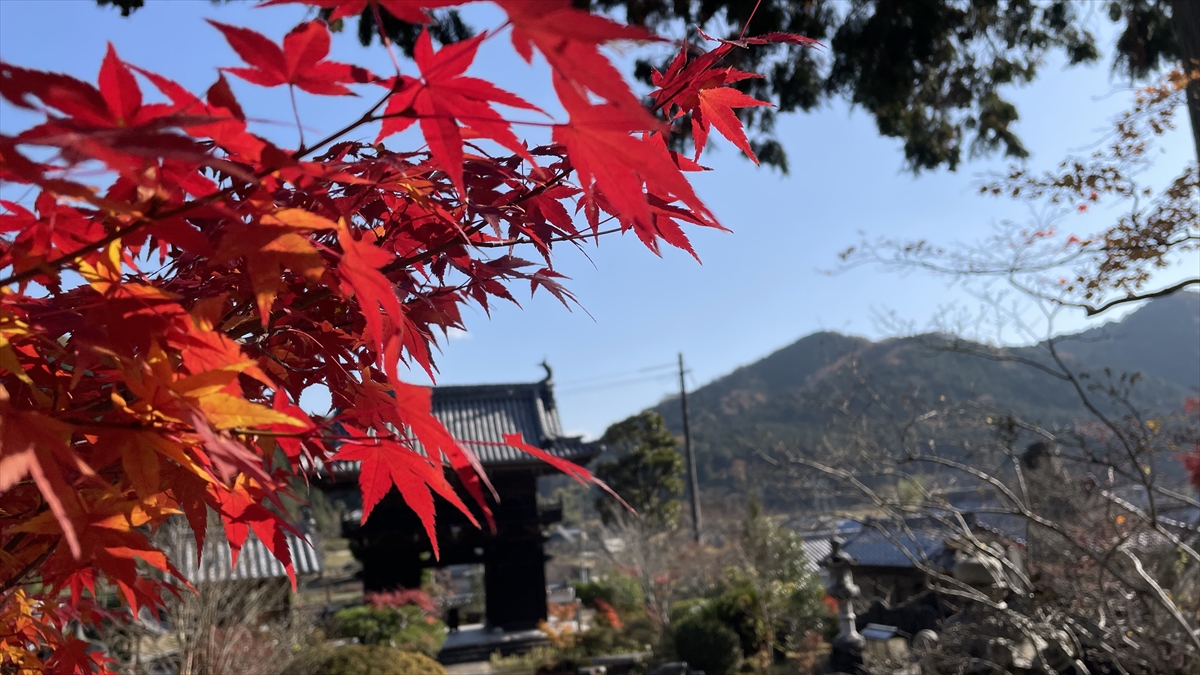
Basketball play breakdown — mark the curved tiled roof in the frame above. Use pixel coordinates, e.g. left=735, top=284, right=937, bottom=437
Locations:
left=430, top=381, right=589, bottom=464
left=325, top=379, right=596, bottom=476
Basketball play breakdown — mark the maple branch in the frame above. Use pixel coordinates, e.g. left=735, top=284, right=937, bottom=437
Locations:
left=0, top=88, right=399, bottom=289
left=373, top=111, right=557, bottom=128
left=740, top=0, right=764, bottom=40
left=371, top=0, right=404, bottom=77
left=289, top=85, right=306, bottom=150
left=473, top=226, right=623, bottom=248
left=385, top=168, right=572, bottom=271
left=1, top=533, right=28, bottom=557
left=0, top=201, right=194, bottom=288
left=294, top=85, right=396, bottom=160
left=386, top=220, right=492, bottom=272
left=0, top=539, right=56, bottom=596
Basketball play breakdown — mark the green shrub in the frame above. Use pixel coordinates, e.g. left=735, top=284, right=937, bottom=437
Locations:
left=283, top=645, right=444, bottom=675
left=533, top=657, right=583, bottom=675
left=574, top=573, right=644, bottom=612
left=672, top=616, right=743, bottom=675
left=705, top=576, right=831, bottom=657
left=332, top=604, right=446, bottom=657
left=668, top=598, right=712, bottom=626
left=621, top=615, right=659, bottom=652
left=580, top=615, right=659, bottom=657
left=490, top=646, right=574, bottom=675
left=581, top=623, right=619, bottom=656
left=709, top=582, right=760, bottom=657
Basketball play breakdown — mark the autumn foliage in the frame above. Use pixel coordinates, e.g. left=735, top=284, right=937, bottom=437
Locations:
left=0, top=0, right=812, bottom=670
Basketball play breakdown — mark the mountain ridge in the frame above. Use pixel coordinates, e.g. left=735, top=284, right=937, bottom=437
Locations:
left=651, top=292, right=1199, bottom=493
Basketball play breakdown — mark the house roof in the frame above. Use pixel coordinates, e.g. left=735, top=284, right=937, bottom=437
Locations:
left=161, top=522, right=323, bottom=584
left=326, top=378, right=596, bottom=476
left=798, top=517, right=986, bottom=572
left=801, top=537, right=832, bottom=574
left=841, top=525, right=950, bottom=569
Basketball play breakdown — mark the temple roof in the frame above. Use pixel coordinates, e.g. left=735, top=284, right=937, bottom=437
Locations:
left=429, top=380, right=593, bottom=465
left=326, top=378, right=596, bottom=476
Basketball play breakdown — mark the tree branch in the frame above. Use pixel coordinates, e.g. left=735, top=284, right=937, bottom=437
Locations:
left=1080, top=278, right=1200, bottom=316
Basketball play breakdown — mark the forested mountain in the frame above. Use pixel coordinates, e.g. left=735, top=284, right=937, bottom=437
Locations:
left=1050, top=290, right=1199, bottom=391
left=651, top=292, right=1200, bottom=497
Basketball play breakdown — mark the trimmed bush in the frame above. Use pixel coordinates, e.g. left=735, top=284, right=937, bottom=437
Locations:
left=669, top=598, right=712, bottom=626
left=573, top=573, right=644, bottom=612
left=332, top=604, right=446, bottom=656
left=672, top=617, right=743, bottom=675
left=283, top=644, right=445, bottom=675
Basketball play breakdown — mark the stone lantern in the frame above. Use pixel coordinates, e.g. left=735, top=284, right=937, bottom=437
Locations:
left=824, top=536, right=866, bottom=674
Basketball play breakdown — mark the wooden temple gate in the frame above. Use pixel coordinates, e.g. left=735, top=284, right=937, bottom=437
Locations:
left=318, top=374, right=596, bottom=631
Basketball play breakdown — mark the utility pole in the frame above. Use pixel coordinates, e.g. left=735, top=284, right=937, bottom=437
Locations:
left=679, top=352, right=703, bottom=543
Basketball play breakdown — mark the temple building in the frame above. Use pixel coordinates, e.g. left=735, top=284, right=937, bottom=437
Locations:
left=318, top=370, right=596, bottom=631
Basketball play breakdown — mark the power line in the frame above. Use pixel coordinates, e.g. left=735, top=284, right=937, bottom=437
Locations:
left=555, top=371, right=677, bottom=395
left=553, top=362, right=676, bottom=389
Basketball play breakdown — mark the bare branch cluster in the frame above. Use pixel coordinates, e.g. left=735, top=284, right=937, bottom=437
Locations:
left=837, top=71, right=1199, bottom=319
left=755, top=321, right=1199, bottom=673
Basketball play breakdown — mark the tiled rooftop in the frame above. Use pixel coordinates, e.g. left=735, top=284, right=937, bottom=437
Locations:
left=326, top=378, right=595, bottom=476
left=161, top=521, right=322, bottom=584
left=429, top=382, right=589, bottom=464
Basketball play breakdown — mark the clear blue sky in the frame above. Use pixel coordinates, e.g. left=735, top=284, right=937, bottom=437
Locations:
left=1, top=0, right=1193, bottom=439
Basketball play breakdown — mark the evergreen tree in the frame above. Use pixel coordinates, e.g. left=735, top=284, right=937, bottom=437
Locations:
left=594, top=412, right=686, bottom=529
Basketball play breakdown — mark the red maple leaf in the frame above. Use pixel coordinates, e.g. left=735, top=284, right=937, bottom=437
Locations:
left=1182, top=448, right=1200, bottom=494
left=209, top=19, right=374, bottom=95
left=45, top=635, right=115, bottom=675
left=377, top=29, right=540, bottom=199
left=690, top=86, right=771, bottom=163
left=331, top=437, right=477, bottom=558
left=499, top=0, right=659, bottom=117
left=259, top=0, right=467, bottom=23
left=649, top=32, right=817, bottom=163
left=335, top=221, right=404, bottom=376
left=501, top=433, right=630, bottom=512
left=695, top=27, right=822, bottom=50
left=551, top=72, right=718, bottom=251
left=650, top=47, right=774, bottom=163
left=391, top=380, right=495, bottom=527
left=0, top=44, right=164, bottom=128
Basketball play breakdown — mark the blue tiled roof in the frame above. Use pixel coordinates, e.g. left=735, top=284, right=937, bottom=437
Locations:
left=799, top=515, right=1009, bottom=572
left=841, top=525, right=948, bottom=569
left=970, top=512, right=1027, bottom=543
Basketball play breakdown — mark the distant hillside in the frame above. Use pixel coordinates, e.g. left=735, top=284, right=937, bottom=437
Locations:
left=1050, top=290, right=1199, bottom=391
left=652, top=292, right=1199, bottom=497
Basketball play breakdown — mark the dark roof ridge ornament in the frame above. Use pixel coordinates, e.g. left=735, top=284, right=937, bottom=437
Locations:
left=539, top=359, right=553, bottom=385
